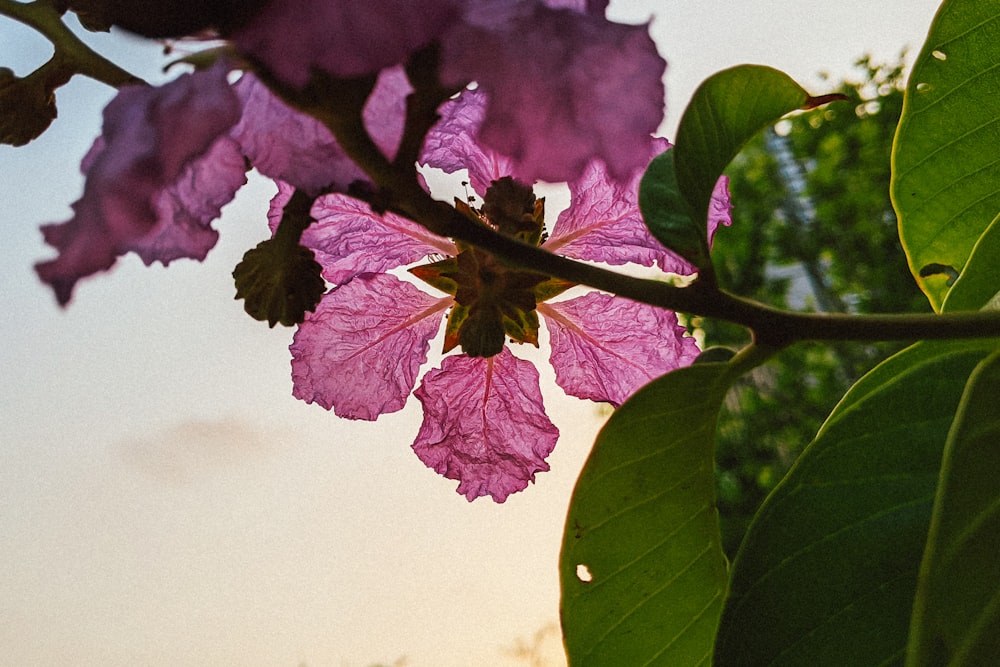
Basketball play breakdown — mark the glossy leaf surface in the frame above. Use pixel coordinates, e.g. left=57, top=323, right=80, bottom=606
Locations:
left=941, top=214, right=1000, bottom=313
left=892, top=0, right=1000, bottom=311
left=561, top=363, right=733, bottom=666
left=640, top=65, right=815, bottom=271
left=715, top=340, right=998, bottom=666
left=673, top=65, right=810, bottom=229
left=639, top=150, right=710, bottom=269
left=907, top=351, right=1000, bottom=666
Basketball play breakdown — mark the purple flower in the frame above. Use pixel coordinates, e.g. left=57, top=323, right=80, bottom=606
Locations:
left=228, top=0, right=666, bottom=184
left=228, top=0, right=462, bottom=84
left=285, top=88, right=728, bottom=502
left=35, top=63, right=246, bottom=305
left=35, top=65, right=411, bottom=305
left=441, top=3, right=665, bottom=183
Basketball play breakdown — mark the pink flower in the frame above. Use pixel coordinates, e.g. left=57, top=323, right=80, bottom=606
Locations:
left=35, top=65, right=410, bottom=305
left=285, top=89, right=727, bottom=502
left=441, top=3, right=665, bottom=183
left=228, top=0, right=665, bottom=184
left=35, top=63, right=246, bottom=305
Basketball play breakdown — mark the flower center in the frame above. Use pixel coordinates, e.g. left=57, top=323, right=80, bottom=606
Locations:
left=410, top=177, right=571, bottom=357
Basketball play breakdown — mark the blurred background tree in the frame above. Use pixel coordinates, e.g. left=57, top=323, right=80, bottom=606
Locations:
left=705, top=54, right=929, bottom=556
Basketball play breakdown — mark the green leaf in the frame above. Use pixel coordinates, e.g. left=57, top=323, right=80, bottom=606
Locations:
left=891, top=0, right=1000, bottom=311
left=560, top=363, right=734, bottom=666
left=714, top=339, right=999, bottom=666
left=942, top=213, right=1000, bottom=312
left=907, top=351, right=1000, bottom=666
left=674, top=65, right=812, bottom=228
left=640, top=65, right=836, bottom=272
left=639, top=152, right=711, bottom=269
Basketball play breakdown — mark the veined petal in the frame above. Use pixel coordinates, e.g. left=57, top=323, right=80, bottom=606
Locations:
left=412, top=348, right=558, bottom=502
left=421, top=88, right=516, bottom=196
left=539, top=293, right=700, bottom=407
left=361, top=66, right=411, bottom=161
left=544, top=143, right=697, bottom=274
left=290, top=273, right=449, bottom=420
left=235, top=66, right=410, bottom=194
left=267, top=182, right=456, bottom=285
left=232, top=74, right=364, bottom=195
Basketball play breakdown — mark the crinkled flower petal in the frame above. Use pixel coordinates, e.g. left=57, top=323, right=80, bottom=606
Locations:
left=421, top=88, right=517, bottom=196
left=542, top=139, right=699, bottom=274
left=233, top=68, right=410, bottom=194
left=441, top=5, right=665, bottom=183
left=129, top=136, right=247, bottom=265
left=708, top=175, right=734, bottom=245
left=267, top=181, right=455, bottom=285
left=539, top=292, right=700, bottom=407
left=229, top=0, right=460, bottom=84
left=360, top=66, right=411, bottom=161
left=412, top=348, right=559, bottom=502
left=231, top=74, right=363, bottom=194
left=35, top=63, right=242, bottom=305
left=290, top=273, right=449, bottom=420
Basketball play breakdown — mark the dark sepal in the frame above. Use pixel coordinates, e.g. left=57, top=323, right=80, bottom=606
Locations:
left=232, top=188, right=324, bottom=327
left=0, top=64, right=69, bottom=147
left=232, top=240, right=325, bottom=328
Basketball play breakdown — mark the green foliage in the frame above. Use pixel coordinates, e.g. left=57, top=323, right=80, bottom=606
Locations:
left=639, top=153, right=709, bottom=270
left=673, top=66, right=817, bottom=234
left=567, top=1, right=1000, bottom=658
left=716, top=56, right=923, bottom=314
left=942, top=215, right=1000, bottom=312
left=716, top=339, right=998, bottom=665
left=892, top=1, right=1000, bottom=311
left=560, top=362, right=734, bottom=666
left=640, top=65, right=817, bottom=274
left=907, top=351, right=1000, bottom=666
left=707, top=54, right=927, bottom=556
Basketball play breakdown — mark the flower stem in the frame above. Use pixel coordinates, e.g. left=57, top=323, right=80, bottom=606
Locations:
left=433, top=220, right=1000, bottom=346
left=262, top=68, right=1000, bottom=348
left=0, top=0, right=143, bottom=87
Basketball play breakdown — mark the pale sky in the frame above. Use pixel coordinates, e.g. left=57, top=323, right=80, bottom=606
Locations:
left=1, top=2, right=943, bottom=665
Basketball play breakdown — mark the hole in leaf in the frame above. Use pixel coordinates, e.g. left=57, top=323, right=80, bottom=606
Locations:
left=576, top=564, right=593, bottom=583
left=932, top=50, right=947, bottom=61
left=919, top=262, right=960, bottom=286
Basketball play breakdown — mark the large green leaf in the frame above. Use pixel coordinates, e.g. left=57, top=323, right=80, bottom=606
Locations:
left=907, top=351, right=1000, bottom=666
left=941, top=213, right=1000, bottom=312
left=560, top=363, right=734, bottom=666
left=714, top=339, right=998, bottom=666
left=891, top=1, right=1000, bottom=311
left=640, top=65, right=835, bottom=273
